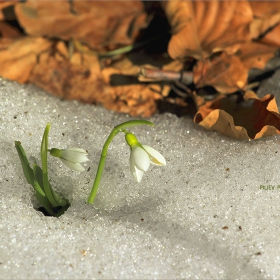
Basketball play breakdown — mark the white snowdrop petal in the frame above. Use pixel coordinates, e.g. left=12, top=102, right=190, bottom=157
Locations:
left=60, top=158, right=85, bottom=172
left=129, top=154, right=144, bottom=183
left=132, top=146, right=150, bottom=171
left=133, top=167, right=144, bottom=183
left=66, top=148, right=88, bottom=153
left=142, top=145, right=166, bottom=166
left=60, top=149, right=89, bottom=163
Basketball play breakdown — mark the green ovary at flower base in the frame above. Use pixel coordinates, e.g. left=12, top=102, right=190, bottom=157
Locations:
left=87, top=120, right=166, bottom=204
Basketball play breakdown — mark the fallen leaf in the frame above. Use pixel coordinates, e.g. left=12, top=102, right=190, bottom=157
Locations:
left=250, top=1, right=280, bottom=17
left=0, top=37, right=52, bottom=83
left=193, top=52, right=248, bottom=93
left=0, top=21, right=22, bottom=38
left=193, top=43, right=278, bottom=93
left=250, top=1, right=280, bottom=41
left=257, top=24, right=280, bottom=47
left=28, top=44, right=107, bottom=103
left=0, top=2, right=17, bottom=21
left=237, top=42, right=279, bottom=70
left=162, top=0, right=253, bottom=59
left=27, top=40, right=162, bottom=117
left=14, top=1, right=147, bottom=51
left=194, top=91, right=280, bottom=139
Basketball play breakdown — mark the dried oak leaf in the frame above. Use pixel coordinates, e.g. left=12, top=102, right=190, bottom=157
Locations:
left=194, top=91, right=280, bottom=139
left=193, top=52, right=248, bottom=93
left=193, top=42, right=278, bottom=93
left=14, top=0, right=147, bottom=51
left=162, top=0, right=253, bottom=60
left=0, top=37, right=52, bottom=83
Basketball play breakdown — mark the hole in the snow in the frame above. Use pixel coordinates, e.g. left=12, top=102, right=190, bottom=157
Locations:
left=37, top=205, right=69, bottom=217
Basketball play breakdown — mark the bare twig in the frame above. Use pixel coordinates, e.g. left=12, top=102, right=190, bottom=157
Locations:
left=139, top=67, right=193, bottom=84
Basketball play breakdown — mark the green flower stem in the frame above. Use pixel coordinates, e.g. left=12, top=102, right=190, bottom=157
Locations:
left=87, top=120, right=154, bottom=204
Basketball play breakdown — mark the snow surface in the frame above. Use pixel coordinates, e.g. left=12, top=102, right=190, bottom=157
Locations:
left=1, top=77, right=280, bottom=278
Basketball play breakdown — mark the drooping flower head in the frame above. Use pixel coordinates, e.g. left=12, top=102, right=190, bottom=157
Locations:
left=125, top=132, right=166, bottom=182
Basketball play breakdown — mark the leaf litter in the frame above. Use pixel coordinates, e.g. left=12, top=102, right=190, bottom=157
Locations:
left=1, top=0, right=280, bottom=139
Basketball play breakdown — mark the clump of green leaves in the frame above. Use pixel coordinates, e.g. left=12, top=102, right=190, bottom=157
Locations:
left=15, top=123, right=70, bottom=217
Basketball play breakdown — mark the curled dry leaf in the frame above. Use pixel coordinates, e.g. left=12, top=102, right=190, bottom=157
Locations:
left=194, top=91, right=280, bottom=139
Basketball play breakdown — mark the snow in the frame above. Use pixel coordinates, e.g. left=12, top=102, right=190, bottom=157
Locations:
left=1, top=77, right=280, bottom=278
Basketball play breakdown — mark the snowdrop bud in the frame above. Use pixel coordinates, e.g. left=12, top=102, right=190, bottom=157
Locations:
left=50, top=147, right=89, bottom=172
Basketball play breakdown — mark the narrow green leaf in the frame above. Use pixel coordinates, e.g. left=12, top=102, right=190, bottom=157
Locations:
left=34, top=163, right=69, bottom=207
left=33, top=164, right=44, bottom=192
left=40, top=124, right=59, bottom=207
left=33, top=180, right=45, bottom=197
left=50, top=186, right=69, bottom=207
left=34, top=166, right=68, bottom=216
left=14, top=141, right=34, bottom=185
left=34, top=190, right=56, bottom=216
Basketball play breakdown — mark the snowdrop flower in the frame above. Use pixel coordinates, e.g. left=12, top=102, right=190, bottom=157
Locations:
left=50, top=148, right=89, bottom=172
left=126, top=132, right=166, bottom=182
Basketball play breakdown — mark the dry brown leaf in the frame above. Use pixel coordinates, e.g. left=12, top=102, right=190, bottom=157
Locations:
left=0, top=37, right=52, bottom=83
left=0, top=21, right=22, bottom=38
left=29, top=45, right=107, bottom=104
left=194, top=91, right=280, bottom=139
left=257, top=24, right=280, bottom=47
left=163, top=0, right=280, bottom=60
left=162, top=0, right=253, bottom=59
left=102, top=83, right=162, bottom=117
left=250, top=1, right=280, bottom=41
left=100, top=52, right=183, bottom=108
left=249, top=2, right=280, bottom=46
left=250, top=1, right=280, bottom=17
left=101, top=65, right=162, bottom=116
left=237, top=42, right=279, bottom=69
left=0, top=2, right=18, bottom=20
left=14, top=1, right=147, bottom=51
left=192, top=42, right=278, bottom=93
left=25, top=40, right=162, bottom=117
left=193, top=52, right=248, bottom=93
